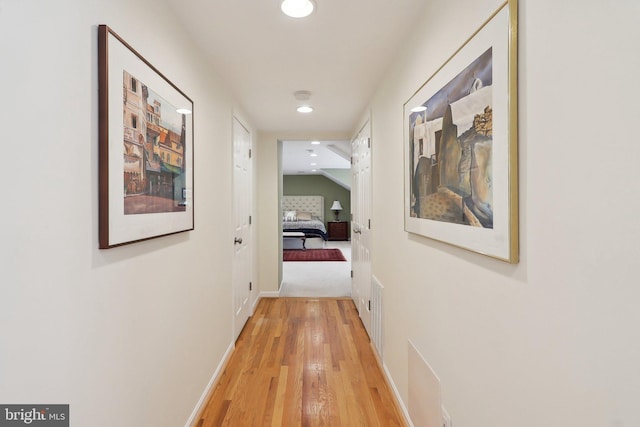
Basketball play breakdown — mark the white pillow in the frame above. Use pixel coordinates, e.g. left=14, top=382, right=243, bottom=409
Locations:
left=296, top=211, right=312, bottom=221
left=284, top=210, right=297, bottom=222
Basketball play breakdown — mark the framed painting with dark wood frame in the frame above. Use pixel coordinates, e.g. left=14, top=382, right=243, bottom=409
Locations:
left=98, top=25, right=194, bottom=249
left=403, top=0, right=518, bottom=263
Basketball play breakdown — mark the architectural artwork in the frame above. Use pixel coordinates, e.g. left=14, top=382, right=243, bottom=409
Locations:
left=123, top=71, right=187, bottom=215
left=408, top=48, right=493, bottom=228
left=99, top=25, right=194, bottom=248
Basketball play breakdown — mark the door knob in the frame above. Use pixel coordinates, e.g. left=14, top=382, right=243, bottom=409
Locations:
left=234, top=237, right=243, bottom=244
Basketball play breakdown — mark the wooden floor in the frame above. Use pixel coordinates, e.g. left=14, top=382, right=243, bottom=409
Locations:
left=196, top=298, right=407, bottom=426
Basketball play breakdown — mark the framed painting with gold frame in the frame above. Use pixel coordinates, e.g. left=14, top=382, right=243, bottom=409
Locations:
left=403, top=0, right=518, bottom=263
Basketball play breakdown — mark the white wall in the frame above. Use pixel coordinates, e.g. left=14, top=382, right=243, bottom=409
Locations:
left=0, top=1, right=243, bottom=426
left=370, top=0, right=640, bottom=426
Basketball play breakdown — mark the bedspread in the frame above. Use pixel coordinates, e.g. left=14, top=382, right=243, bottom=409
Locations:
left=283, top=219, right=328, bottom=240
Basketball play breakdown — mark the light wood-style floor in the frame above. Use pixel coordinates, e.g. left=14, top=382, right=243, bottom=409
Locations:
left=196, top=298, right=407, bottom=426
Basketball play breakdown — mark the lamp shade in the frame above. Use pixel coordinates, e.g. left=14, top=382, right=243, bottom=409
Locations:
left=330, top=200, right=343, bottom=211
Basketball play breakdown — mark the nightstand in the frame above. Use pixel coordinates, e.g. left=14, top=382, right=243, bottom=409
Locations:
left=328, top=221, right=348, bottom=241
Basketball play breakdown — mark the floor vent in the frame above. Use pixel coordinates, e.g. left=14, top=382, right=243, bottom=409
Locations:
left=371, top=275, right=383, bottom=357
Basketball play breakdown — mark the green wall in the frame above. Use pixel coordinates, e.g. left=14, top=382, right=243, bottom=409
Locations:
left=283, top=175, right=351, bottom=226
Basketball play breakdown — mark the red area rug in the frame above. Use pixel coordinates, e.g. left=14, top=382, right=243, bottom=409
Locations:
left=283, top=248, right=346, bottom=262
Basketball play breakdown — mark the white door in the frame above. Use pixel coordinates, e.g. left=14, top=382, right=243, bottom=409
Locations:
left=232, top=117, right=252, bottom=341
left=351, top=121, right=372, bottom=336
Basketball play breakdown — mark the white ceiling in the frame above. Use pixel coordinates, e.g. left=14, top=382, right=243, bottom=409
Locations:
left=281, top=139, right=351, bottom=175
left=165, top=0, right=429, bottom=134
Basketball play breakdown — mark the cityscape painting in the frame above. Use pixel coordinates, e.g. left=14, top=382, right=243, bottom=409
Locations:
left=122, top=71, right=187, bottom=215
left=403, top=0, right=518, bottom=263
left=99, top=25, right=194, bottom=249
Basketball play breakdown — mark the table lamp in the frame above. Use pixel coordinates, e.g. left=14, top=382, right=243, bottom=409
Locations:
left=330, top=200, right=343, bottom=221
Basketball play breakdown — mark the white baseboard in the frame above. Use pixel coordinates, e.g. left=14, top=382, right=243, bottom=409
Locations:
left=184, top=342, right=235, bottom=427
left=251, top=292, right=280, bottom=312
left=260, top=290, right=280, bottom=298
left=184, top=292, right=283, bottom=427
left=251, top=294, right=260, bottom=312
left=253, top=291, right=280, bottom=311
left=248, top=292, right=281, bottom=315
left=383, top=362, right=414, bottom=427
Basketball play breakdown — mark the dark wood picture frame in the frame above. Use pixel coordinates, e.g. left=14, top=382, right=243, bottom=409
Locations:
left=98, top=25, right=194, bottom=249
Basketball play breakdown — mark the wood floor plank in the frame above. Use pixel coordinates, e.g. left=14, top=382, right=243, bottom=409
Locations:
left=197, top=298, right=406, bottom=426
left=270, top=366, right=288, bottom=427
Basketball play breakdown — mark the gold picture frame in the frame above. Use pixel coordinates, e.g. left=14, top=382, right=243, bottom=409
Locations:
left=403, top=0, right=518, bottom=263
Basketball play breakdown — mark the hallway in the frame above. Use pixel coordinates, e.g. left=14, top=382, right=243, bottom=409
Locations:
left=196, top=298, right=406, bottom=426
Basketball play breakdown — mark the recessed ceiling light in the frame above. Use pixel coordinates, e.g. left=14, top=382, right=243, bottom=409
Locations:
left=297, top=105, right=313, bottom=113
left=311, top=140, right=320, bottom=145
left=411, top=105, right=427, bottom=112
left=281, top=0, right=315, bottom=18
left=310, top=162, right=317, bottom=166
left=311, top=169, right=317, bottom=172
left=310, top=153, right=318, bottom=157
left=176, top=108, right=192, bottom=114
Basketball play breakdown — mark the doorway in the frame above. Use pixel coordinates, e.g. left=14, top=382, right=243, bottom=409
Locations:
left=279, top=139, right=352, bottom=297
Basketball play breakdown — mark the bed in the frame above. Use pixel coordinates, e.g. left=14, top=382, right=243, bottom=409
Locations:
left=282, top=196, right=328, bottom=248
